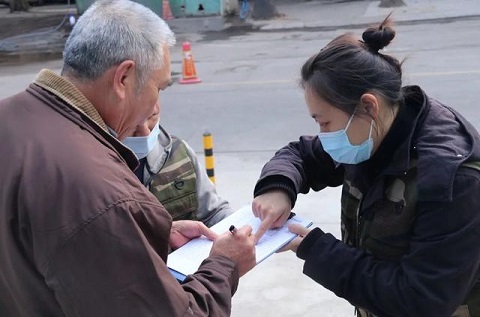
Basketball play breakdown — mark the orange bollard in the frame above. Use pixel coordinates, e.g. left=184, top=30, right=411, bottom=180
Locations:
left=179, top=42, right=202, bottom=84
left=162, top=0, right=174, bottom=20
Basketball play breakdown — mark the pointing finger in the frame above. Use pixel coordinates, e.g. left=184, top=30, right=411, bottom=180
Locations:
left=254, top=217, right=273, bottom=244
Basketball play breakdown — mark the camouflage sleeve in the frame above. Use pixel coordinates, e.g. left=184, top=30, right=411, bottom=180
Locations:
left=182, top=140, right=233, bottom=227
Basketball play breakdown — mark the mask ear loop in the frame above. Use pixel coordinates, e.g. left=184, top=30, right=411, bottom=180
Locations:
left=332, top=111, right=356, bottom=169
left=344, top=110, right=356, bottom=133
left=345, top=107, right=374, bottom=140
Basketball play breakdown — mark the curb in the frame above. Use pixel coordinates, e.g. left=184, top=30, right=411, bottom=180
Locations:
left=224, top=14, right=480, bottom=33
left=1, top=13, right=478, bottom=66
left=0, top=50, right=63, bottom=66
left=0, top=28, right=69, bottom=66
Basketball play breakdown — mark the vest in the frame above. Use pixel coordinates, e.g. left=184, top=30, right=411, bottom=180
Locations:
left=148, top=137, right=199, bottom=221
left=342, top=160, right=480, bottom=317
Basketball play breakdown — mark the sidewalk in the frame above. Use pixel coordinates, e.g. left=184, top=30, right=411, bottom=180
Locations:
left=0, top=4, right=76, bottom=64
left=238, top=0, right=480, bottom=31
left=0, top=0, right=479, bottom=64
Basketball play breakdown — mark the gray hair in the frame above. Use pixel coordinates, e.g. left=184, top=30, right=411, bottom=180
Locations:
left=62, top=0, right=176, bottom=89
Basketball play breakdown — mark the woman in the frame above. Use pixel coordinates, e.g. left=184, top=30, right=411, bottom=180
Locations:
left=252, top=17, right=480, bottom=317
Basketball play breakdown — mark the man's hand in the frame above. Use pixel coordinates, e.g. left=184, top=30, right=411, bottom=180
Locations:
left=169, top=220, right=218, bottom=250
left=210, top=225, right=256, bottom=277
left=252, top=190, right=292, bottom=243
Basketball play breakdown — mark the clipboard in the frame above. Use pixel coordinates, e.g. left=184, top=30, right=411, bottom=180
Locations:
left=167, top=204, right=313, bottom=282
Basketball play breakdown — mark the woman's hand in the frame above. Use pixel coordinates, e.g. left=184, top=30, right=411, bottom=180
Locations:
left=277, top=223, right=313, bottom=253
left=252, top=190, right=292, bottom=243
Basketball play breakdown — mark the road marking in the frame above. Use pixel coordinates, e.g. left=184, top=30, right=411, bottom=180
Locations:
left=197, top=70, right=480, bottom=87
left=200, top=79, right=295, bottom=86
left=409, top=70, right=480, bottom=77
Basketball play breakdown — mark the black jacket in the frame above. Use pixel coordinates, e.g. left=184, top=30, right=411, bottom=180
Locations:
left=254, top=86, right=480, bottom=316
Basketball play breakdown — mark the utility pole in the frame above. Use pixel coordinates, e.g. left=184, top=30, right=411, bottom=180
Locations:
left=251, top=0, right=279, bottom=20
left=9, top=0, right=30, bottom=12
left=379, top=0, right=406, bottom=7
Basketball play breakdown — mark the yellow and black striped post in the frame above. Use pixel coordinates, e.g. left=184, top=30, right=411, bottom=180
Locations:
left=203, top=131, right=215, bottom=184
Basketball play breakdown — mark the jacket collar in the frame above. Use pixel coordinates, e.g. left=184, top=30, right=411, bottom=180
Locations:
left=34, top=69, right=109, bottom=132
left=383, top=85, right=427, bottom=175
left=31, top=69, right=138, bottom=171
left=344, top=86, right=423, bottom=197
left=359, top=85, right=479, bottom=204
left=146, top=124, right=173, bottom=173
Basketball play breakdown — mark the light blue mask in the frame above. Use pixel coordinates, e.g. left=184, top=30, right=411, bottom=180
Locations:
left=318, top=112, right=373, bottom=165
left=122, top=121, right=160, bottom=159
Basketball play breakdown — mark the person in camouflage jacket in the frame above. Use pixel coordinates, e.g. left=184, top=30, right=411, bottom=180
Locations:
left=123, top=104, right=233, bottom=228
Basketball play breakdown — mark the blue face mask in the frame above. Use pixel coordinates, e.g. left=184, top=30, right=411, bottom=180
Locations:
left=318, top=111, right=373, bottom=165
left=122, top=121, right=160, bottom=159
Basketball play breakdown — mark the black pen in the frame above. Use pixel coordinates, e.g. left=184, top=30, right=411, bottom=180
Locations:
left=229, top=225, right=237, bottom=235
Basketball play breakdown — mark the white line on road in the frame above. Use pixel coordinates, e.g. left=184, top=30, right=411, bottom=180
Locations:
left=197, top=69, right=480, bottom=87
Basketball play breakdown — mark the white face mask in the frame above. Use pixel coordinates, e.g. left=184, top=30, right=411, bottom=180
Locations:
left=122, top=121, right=160, bottom=159
left=317, top=111, right=373, bottom=165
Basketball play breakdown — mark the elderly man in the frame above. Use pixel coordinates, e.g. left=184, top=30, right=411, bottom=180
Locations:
left=0, top=0, right=256, bottom=316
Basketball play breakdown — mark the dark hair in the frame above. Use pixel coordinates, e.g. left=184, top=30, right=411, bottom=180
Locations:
left=300, top=15, right=403, bottom=117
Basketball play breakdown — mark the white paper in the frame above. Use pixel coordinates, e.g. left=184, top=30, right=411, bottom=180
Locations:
left=167, top=204, right=313, bottom=281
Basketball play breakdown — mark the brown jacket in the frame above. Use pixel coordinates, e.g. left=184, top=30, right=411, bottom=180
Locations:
left=0, top=69, right=238, bottom=317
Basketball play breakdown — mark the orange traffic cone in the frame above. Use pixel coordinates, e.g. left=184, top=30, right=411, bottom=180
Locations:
left=163, top=0, right=174, bottom=20
left=179, top=42, right=202, bottom=84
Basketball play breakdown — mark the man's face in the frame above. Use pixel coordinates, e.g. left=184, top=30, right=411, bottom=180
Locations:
left=119, top=46, right=171, bottom=140
left=133, top=103, right=160, bottom=137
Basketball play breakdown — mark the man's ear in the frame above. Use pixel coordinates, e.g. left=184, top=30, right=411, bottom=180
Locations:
left=360, top=93, right=380, bottom=119
left=112, top=60, right=136, bottom=100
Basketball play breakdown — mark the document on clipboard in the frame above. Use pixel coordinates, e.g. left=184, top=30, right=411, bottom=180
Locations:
left=167, top=204, right=313, bottom=281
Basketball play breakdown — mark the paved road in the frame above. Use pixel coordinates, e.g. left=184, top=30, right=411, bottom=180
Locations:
left=0, top=17, right=479, bottom=316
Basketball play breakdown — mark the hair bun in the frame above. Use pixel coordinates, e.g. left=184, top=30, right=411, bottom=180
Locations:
left=362, top=20, right=395, bottom=53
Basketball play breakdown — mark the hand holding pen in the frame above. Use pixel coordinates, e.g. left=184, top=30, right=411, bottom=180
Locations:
left=210, top=224, right=256, bottom=277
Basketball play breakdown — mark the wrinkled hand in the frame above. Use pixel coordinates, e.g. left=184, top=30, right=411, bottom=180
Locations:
left=210, top=225, right=256, bottom=277
left=169, top=220, right=218, bottom=250
left=277, top=223, right=313, bottom=253
left=252, top=190, right=292, bottom=243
